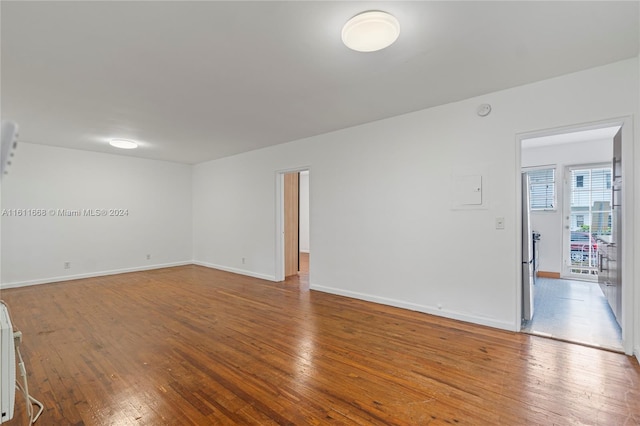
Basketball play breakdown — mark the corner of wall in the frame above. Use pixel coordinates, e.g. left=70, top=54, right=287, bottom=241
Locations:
left=1, top=261, right=193, bottom=289
left=193, top=261, right=277, bottom=282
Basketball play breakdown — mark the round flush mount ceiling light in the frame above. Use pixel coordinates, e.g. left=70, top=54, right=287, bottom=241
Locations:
left=342, top=10, right=400, bottom=52
left=109, top=139, right=138, bottom=149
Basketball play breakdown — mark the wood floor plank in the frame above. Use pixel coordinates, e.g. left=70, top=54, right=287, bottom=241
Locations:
left=1, top=264, right=639, bottom=425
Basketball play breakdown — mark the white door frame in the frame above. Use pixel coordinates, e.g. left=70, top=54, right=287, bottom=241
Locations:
left=515, top=116, right=634, bottom=355
left=274, top=166, right=310, bottom=282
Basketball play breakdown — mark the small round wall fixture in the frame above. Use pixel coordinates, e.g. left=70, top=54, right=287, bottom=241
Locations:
left=477, top=104, right=492, bottom=117
left=109, top=139, right=138, bottom=149
left=342, top=10, right=400, bottom=52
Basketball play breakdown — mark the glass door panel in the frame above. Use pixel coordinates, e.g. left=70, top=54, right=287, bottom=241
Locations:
left=567, top=166, right=611, bottom=278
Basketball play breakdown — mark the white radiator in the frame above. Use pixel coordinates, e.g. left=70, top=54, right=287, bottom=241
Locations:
left=1, top=121, right=19, bottom=423
left=0, top=303, right=15, bottom=423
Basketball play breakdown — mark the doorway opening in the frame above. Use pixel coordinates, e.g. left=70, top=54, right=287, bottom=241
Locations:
left=564, top=164, right=611, bottom=279
left=298, top=171, right=310, bottom=282
left=518, top=122, right=626, bottom=352
left=275, top=168, right=310, bottom=286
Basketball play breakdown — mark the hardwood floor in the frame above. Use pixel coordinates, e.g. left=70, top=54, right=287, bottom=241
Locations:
left=299, top=252, right=309, bottom=275
left=2, top=265, right=639, bottom=425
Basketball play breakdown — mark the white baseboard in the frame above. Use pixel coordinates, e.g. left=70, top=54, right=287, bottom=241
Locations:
left=1, top=261, right=278, bottom=290
left=310, top=283, right=517, bottom=332
left=0, top=261, right=192, bottom=289
left=193, top=261, right=276, bottom=282
left=635, top=345, right=640, bottom=364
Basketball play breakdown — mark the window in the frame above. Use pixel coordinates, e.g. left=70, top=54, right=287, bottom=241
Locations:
left=570, top=166, right=612, bottom=236
left=526, top=167, right=556, bottom=210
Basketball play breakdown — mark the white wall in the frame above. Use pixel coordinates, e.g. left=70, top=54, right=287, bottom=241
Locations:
left=633, top=53, right=640, bottom=361
left=299, top=170, right=310, bottom=253
left=2, top=58, right=636, bottom=358
left=522, top=139, right=612, bottom=274
left=1, top=143, right=193, bottom=287
left=193, top=58, right=638, bottom=335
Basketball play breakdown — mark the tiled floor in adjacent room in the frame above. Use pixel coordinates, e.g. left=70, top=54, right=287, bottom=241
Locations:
left=521, top=277, right=623, bottom=351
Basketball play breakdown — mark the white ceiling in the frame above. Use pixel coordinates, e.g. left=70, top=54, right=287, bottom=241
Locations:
left=2, top=1, right=638, bottom=164
left=522, top=126, right=622, bottom=150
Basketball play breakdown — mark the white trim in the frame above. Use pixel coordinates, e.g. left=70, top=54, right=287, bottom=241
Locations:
left=2, top=260, right=281, bottom=289
left=193, top=261, right=276, bottom=282
left=300, top=250, right=310, bottom=254
left=517, top=119, right=626, bottom=141
left=0, top=261, right=192, bottom=289
left=311, top=284, right=517, bottom=332
left=516, top=116, right=634, bottom=356
left=619, top=117, right=635, bottom=357
left=275, top=172, right=285, bottom=282
left=515, top=134, right=524, bottom=330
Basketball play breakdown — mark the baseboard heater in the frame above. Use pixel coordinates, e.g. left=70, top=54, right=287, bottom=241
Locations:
left=0, top=303, right=16, bottom=423
left=1, top=120, right=21, bottom=422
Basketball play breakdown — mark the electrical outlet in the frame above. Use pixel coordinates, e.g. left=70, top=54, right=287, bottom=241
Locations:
left=64, top=261, right=71, bottom=269
left=242, top=257, right=246, bottom=264
left=146, top=254, right=151, bottom=260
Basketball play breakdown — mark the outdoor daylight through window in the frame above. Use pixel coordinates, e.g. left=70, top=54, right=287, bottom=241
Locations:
left=526, top=167, right=556, bottom=211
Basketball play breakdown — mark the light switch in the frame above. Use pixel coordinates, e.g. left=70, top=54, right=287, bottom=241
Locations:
left=495, top=217, right=505, bottom=229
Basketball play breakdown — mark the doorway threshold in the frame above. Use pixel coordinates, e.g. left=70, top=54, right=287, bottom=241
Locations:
left=522, top=329, right=624, bottom=354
